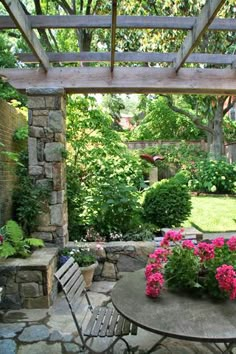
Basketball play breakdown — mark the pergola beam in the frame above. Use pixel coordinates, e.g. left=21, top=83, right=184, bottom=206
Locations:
left=1, top=0, right=50, bottom=72
left=18, top=52, right=236, bottom=66
left=0, top=15, right=235, bottom=31
left=0, top=67, right=236, bottom=94
left=111, top=0, right=117, bottom=72
left=174, top=0, right=226, bottom=72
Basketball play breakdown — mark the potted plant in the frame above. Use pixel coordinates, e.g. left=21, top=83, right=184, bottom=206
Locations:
left=145, top=229, right=236, bottom=300
left=58, top=245, right=98, bottom=289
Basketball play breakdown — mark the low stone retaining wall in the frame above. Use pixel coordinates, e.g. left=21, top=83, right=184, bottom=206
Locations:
left=0, top=248, right=58, bottom=310
left=69, top=241, right=156, bottom=281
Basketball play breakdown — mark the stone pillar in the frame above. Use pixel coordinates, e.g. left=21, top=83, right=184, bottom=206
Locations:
left=27, top=88, right=68, bottom=246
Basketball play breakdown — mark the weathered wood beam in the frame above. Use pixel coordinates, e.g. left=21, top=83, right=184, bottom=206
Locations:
left=0, top=15, right=235, bottom=31
left=1, top=0, right=50, bottom=72
left=0, top=67, right=236, bottom=94
left=18, top=51, right=236, bottom=66
left=174, top=0, right=226, bottom=72
left=111, top=0, right=117, bottom=72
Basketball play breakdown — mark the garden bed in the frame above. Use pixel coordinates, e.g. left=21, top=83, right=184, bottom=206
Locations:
left=0, top=248, right=58, bottom=310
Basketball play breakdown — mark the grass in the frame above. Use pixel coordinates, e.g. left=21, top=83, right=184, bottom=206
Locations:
left=183, top=195, right=236, bottom=233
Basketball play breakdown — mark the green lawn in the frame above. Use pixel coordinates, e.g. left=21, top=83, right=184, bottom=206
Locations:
left=183, top=196, right=236, bottom=233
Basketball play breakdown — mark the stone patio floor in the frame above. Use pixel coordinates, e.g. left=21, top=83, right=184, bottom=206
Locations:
left=1, top=278, right=236, bottom=354
left=1, top=232, right=236, bottom=354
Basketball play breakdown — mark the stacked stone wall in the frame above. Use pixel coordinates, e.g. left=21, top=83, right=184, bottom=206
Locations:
left=27, top=89, right=68, bottom=246
left=0, top=99, right=27, bottom=226
left=0, top=248, right=58, bottom=309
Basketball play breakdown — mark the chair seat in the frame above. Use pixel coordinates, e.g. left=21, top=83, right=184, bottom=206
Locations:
left=84, top=306, right=137, bottom=338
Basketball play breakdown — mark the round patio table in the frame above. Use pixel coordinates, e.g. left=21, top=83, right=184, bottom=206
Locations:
left=111, top=270, right=236, bottom=353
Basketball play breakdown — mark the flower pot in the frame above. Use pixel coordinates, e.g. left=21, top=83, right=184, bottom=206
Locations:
left=80, top=262, right=98, bottom=289
left=59, top=255, right=70, bottom=266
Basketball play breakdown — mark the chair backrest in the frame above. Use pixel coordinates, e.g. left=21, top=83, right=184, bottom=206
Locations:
left=54, top=257, right=92, bottom=343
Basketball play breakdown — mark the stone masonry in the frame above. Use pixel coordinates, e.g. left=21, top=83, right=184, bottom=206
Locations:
left=27, top=88, right=68, bottom=246
left=0, top=248, right=58, bottom=309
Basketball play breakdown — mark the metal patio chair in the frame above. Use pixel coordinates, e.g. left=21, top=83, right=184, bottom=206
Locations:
left=54, top=257, right=137, bottom=353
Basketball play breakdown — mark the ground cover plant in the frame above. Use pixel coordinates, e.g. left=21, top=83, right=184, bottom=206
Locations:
left=184, top=196, right=236, bottom=233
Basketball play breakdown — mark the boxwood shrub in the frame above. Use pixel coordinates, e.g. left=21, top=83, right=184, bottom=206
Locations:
left=142, top=176, right=192, bottom=228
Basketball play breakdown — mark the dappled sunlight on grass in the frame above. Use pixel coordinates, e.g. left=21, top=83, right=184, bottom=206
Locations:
left=183, top=196, right=236, bottom=232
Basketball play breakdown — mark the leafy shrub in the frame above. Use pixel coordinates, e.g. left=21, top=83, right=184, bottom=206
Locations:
left=142, top=176, right=192, bottom=228
left=66, top=95, right=144, bottom=241
left=188, top=158, right=236, bottom=194
left=13, top=151, right=49, bottom=234
left=0, top=220, right=44, bottom=259
left=121, top=226, right=154, bottom=241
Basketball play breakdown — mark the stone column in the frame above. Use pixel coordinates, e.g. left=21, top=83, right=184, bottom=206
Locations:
left=27, top=88, right=68, bottom=246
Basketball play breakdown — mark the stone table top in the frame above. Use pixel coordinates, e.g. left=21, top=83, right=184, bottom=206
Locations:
left=112, top=270, right=236, bottom=343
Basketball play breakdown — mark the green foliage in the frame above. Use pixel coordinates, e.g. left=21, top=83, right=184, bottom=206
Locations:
left=13, top=126, right=28, bottom=141
left=188, top=159, right=236, bottom=194
left=142, top=177, right=192, bottom=228
left=0, top=220, right=44, bottom=259
left=140, top=142, right=207, bottom=180
left=13, top=151, right=49, bottom=234
left=122, top=226, right=154, bottom=241
left=130, top=96, right=202, bottom=141
left=59, top=247, right=96, bottom=267
left=164, top=246, right=200, bottom=290
left=224, top=117, right=236, bottom=143
left=0, top=33, right=26, bottom=105
left=66, top=95, right=144, bottom=241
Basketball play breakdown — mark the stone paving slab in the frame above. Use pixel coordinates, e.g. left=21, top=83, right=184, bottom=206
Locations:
left=1, top=266, right=236, bottom=353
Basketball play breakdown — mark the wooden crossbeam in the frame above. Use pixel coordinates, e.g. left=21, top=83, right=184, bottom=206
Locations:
left=0, top=67, right=236, bottom=94
left=0, top=15, right=235, bottom=31
left=111, top=0, right=117, bottom=72
left=1, top=0, right=50, bottom=72
left=18, top=52, right=236, bottom=66
left=174, top=0, right=226, bottom=72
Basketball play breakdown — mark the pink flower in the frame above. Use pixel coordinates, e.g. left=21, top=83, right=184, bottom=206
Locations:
left=149, top=248, right=169, bottom=264
left=227, top=236, right=236, bottom=251
left=195, top=242, right=215, bottom=262
left=160, top=238, right=170, bottom=248
left=145, top=272, right=164, bottom=298
left=0, top=234, right=3, bottom=244
left=145, top=263, right=161, bottom=279
left=96, top=243, right=103, bottom=250
left=212, top=237, right=225, bottom=248
left=182, top=240, right=195, bottom=249
left=165, top=229, right=183, bottom=242
left=215, top=264, right=236, bottom=299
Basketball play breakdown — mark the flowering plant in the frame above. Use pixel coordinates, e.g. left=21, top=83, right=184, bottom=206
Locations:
left=59, top=243, right=97, bottom=268
left=145, top=230, right=236, bottom=300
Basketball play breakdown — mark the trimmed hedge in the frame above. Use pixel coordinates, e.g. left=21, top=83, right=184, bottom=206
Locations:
left=142, top=177, right=192, bottom=228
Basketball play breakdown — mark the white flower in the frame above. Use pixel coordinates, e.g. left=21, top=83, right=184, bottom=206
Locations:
left=221, top=176, right=226, bottom=180
left=210, top=185, right=217, bottom=192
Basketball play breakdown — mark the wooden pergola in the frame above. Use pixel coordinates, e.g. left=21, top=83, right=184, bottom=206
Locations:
left=0, top=0, right=236, bottom=94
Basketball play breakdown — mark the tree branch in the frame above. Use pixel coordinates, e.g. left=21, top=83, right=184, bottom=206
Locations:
left=163, top=95, right=214, bottom=134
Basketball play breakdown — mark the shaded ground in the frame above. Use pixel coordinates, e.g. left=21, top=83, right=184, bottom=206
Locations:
left=1, top=232, right=236, bottom=353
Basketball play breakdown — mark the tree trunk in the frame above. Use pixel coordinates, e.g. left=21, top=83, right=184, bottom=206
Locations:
left=210, top=97, right=224, bottom=159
